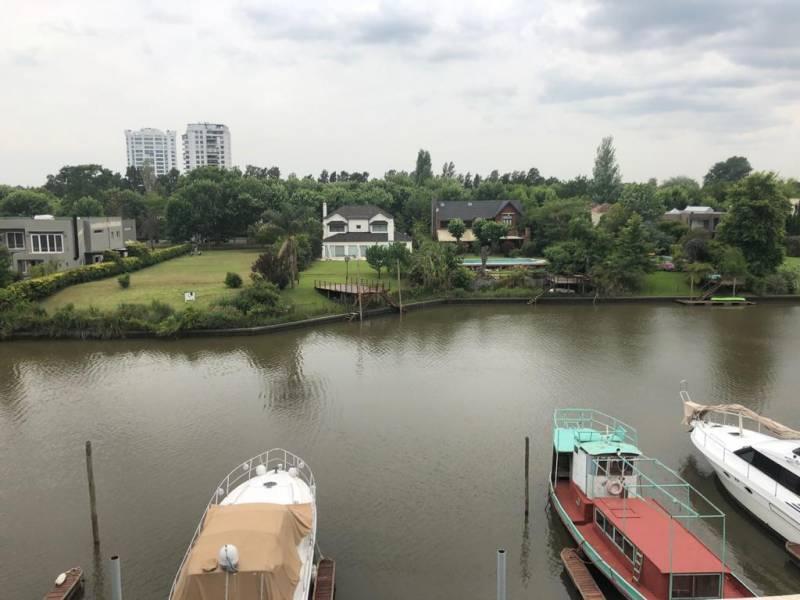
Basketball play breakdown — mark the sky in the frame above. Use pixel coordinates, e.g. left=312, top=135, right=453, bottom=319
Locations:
left=2, top=0, right=799, bottom=187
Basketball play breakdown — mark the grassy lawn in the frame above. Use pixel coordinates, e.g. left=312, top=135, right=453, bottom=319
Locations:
left=640, top=271, right=692, bottom=296
left=41, top=250, right=261, bottom=312
left=785, top=257, right=800, bottom=269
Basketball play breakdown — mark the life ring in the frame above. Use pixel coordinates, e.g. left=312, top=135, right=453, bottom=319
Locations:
left=606, top=479, right=624, bottom=496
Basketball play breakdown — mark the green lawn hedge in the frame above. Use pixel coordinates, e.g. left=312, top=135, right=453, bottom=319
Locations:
left=1, top=243, right=191, bottom=303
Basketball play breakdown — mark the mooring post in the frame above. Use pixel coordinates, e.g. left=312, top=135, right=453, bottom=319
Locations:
left=110, top=554, right=122, bottom=600
left=397, top=259, right=403, bottom=313
left=85, top=440, right=100, bottom=547
left=524, top=435, right=530, bottom=519
left=497, top=549, right=507, bottom=600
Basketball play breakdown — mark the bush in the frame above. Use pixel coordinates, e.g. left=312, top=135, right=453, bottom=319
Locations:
left=117, top=273, right=131, bottom=288
left=224, top=272, right=243, bottom=288
left=124, top=241, right=151, bottom=258
left=218, top=281, right=287, bottom=315
left=29, top=261, right=60, bottom=278
left=451, top=266, right=474, bottom=290
left=520, top=241, right=538, bottom=257
left=6, top=243, right=190, bottom=302
left=786, top=236, right=800, bottom=258
left=252, top=248, right=290, bottom=290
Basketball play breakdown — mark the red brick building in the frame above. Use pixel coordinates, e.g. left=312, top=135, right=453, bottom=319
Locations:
left=431, top=199, right=528, bottom=243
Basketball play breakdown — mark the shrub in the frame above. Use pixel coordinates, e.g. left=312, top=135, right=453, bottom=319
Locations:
left=218, top=281, right=287, bottom=315
left=29, top=261, right=60, bottom=278
left=252, top=248, right=290, bottom=290
left=124, top=241, right=151, bottom=258
left=451, top=267, right=474, bottom=290
left=224, top=272, right=243, bottom=288
left=117, top=273, right=131, bottom=288
left=6, top=243, right=190, bottom=302
left=520, top=241, right=538, bottom=257
left=786, top=236, right=800, bottom=258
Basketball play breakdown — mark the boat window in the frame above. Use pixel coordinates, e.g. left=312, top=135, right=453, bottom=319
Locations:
left=613, top=529, right=624, bottom=548
left=671, top=573, right=721, bottom=599
left=623, top=538, right=635, bottom=561
left=604, top=518, right=614, bottom=536
left=735, top=447, right=800, bottom=496
left=595, top=509, right=606, bottom=530
left=596, top=508, right=637, bottom=564
left=607, top=458, right=633, bottom=477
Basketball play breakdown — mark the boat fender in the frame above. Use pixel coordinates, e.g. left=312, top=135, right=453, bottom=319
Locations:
left=311, top=563, right=318, bottom=582
left=55, top=572, right=67, bottom=586
left=288, top=467, right=299, bottom=478
left=606, top=479, right=624, bottom=496
left=218, top=544, right=240, bottom=573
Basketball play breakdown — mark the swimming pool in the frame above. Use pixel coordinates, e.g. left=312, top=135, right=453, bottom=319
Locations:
left=462, top=257, right=547, bottom=267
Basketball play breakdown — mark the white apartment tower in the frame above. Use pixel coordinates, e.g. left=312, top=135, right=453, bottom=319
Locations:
left=124, top=128, right=178, bottom=176
left=182, top=123, right=231, bottom=171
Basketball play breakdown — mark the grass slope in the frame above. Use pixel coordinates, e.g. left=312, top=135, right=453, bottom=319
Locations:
left=42, top=250, right=261, bottom=312
left=640, top=271, right=692, bottom=296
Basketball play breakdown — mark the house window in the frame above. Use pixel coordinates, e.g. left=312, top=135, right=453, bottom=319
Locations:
left=371, top=221, right=388, bottom=233
left=5, top=231, right=24, bottom=250
left=30, top=233, right=64, bottom=254
left=329, top=222, right=346, bottom=233
left=501, top=213, right=514, bottom=226
left=333, top=245, right=346, bottom=257
left=355, top=224, right=362, bottom=230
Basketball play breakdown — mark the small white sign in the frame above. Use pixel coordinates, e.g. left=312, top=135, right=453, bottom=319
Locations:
left=184, top=291, right=196, bottom=302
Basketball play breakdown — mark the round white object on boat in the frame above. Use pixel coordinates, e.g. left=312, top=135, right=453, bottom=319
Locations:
left=297, top=459, right=305, bottom=469
left=288, top=467, right=299, bottom=478
left=255, top=464, right=268, bottom=476
left=217, top=487, right=225, bottom=498
left=606, top=479, right=624, bottom=496
left=218, top=544, right=240, bottom=572
left=55, top=572, right=67, bottom=586
left=241, top=462, right=250, bottom=472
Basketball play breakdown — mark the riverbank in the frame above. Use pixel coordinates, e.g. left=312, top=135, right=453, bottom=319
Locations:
left=5, top=293, right=800, bottom=341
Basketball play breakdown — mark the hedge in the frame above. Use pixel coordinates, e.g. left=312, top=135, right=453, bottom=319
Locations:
left=4, top=243, right=191, bottom=302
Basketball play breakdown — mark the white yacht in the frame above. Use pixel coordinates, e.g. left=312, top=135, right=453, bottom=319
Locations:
left=169, top=449, right=317, bottom=600
left=682, top=388, right=800, bottom=558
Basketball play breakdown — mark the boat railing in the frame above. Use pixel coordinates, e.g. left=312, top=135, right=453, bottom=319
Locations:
left=168, top=448, right=315, bottom=599
left=694, top=424, right=790, bottom=500
left=554, top=408, right=638, bottom=448
left=681, top=389, right=769, bottom=436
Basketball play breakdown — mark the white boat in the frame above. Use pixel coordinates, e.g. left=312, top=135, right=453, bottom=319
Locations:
left=681, top=386, right=800, bottom=558
left=169, top=449, right=317, bottom=600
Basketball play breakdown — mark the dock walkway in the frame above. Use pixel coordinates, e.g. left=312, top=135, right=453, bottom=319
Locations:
left=312, top=558, right=335, bottom=600
left=314, top=280, right=399, bottom=309
left=560, top=548, right=605, bottom=600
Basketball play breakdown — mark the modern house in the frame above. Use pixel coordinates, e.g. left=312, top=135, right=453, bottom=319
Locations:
left=321, top=203, right=411, bottom=260
left=663, top=206, right=725, bottom=235
left=431, top=199, right=528, bottom=243
left=0, top=215, right=136, bottom=276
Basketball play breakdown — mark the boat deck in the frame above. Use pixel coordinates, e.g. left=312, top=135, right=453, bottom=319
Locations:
left=312, top=558, right=335, bottom=600
left=561, top=548, right=605, bottom=599
left=43, top=567, right=83, bottom=600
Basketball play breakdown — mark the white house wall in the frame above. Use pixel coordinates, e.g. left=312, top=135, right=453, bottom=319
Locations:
left=322, top=240, right=412, bottom=260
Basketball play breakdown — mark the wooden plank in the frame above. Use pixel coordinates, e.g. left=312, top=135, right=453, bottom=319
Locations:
left=313, top=558, right=336, bottom=600
left=43, top=567, right=83, bottom=600
left=560, top=548, right=605, bottom=600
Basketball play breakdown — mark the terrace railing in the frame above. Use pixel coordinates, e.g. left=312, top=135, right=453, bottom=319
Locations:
left=554, top=408, right=639, bottom=448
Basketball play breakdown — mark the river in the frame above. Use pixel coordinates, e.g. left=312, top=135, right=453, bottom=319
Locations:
left=2, top=303, right=800, bottom=599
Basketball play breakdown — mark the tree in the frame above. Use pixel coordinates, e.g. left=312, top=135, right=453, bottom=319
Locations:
left=703, top=156, right=752, bottom=187
left=252, top=248, right=291, bottom=289
left=714, top=244, right=748, bottom=295
left=0, top=190, right=55, bottom=216
left=619, top=182, right=664, bottom=223
left=472, top=219, right=508, bottom=274
left=61, top=195, right=104, bottom=216
left=414, top=149, right=432, bottom=185
left=365, top=245, right=389, bottom=279
left=526, top=198, right=590, bottom=253
left=441, top=161, right=456, bottom=179
left=0, top=244, right=13, bottom=288
left=447, top=218, right=466, bottom=244
left=685, top=262, right=714, bottom=298
left=592, top=213, right=654, bottom=293
left=45, top=165, right=123, bottom=201
left=716, top=172, right=790, bottom=276
left=591, top=136, right=623, bottom=204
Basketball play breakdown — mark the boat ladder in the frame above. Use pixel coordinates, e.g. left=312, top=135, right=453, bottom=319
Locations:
left=632, top=549, right=644, bottom=583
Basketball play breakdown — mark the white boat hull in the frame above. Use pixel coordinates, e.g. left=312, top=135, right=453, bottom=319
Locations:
left=689, top=424, right=800, bottom=545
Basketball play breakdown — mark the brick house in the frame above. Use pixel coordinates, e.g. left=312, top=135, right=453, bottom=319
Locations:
left=431, top=199, right=528, bottom=244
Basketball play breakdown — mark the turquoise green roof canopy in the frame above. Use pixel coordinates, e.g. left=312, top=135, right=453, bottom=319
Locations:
left=554, top=427, right=641, bottom=455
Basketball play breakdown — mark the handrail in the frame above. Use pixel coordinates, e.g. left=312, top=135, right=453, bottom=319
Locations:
left=554, top=408, right=639, bottom=448
left=168, top=448, right=315, bottom=599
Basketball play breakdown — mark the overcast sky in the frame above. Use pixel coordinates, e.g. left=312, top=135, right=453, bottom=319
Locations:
left=3, top=0, right=799, bottom=186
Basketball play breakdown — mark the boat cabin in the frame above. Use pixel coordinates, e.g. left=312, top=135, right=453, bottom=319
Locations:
left=551, top=410, right=754, bottom=599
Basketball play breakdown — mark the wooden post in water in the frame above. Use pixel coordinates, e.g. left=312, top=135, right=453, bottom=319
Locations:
left=356, top=260, right=363, bottom=321
left=524, top=435, right=530, bottom=519
left=85, top=440, right=100, bottom=547
left=397, top=259, right=403, bottom=313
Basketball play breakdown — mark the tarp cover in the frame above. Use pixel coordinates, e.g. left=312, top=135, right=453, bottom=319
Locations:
left=172, top=502, right=313, bottom=600
left=683, top=400, right=800, bottom=440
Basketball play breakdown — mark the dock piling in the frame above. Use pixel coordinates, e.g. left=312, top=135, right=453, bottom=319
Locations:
left=524, top=435, right=530, bottom=519
left=497, top=549, right=507, bottom=600
left=110, top=555, right=122, bottom=600
left=85, top=441, right=100, bottom=547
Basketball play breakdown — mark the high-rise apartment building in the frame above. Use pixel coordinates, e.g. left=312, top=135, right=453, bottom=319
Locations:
left=182, top=123, right=231, bottom=171
left=124, top=128, right=178, bottom=176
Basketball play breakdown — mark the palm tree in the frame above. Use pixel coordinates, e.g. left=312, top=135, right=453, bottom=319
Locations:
left=261, top=208, right=313, bottom=289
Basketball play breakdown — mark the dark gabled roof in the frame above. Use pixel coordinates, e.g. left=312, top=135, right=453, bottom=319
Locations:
left=323, top=231, right=411, bottom=243
left=433, top=200, right=523, bottom=222
left=327, top=204, right=393, bottom=220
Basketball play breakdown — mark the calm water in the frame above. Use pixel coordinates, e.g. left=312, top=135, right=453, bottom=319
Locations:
left=2, top=304, right=800, bottom=599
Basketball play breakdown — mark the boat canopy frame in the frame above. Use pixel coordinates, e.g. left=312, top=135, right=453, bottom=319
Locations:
left=554, top=408, right=639, bottom=452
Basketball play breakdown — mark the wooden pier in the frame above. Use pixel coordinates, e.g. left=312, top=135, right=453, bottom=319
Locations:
left=560, top=548, right=605, bottom=600
left=43, top=567, right=84, bottom=600
left=312, top=558, right=336, bottom=600
left=314, top=280, right=399, bottom=309
left=675, top=298, right=755, bottom=307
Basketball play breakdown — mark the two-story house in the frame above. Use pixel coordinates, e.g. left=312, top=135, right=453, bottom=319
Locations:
left=431, top=199, right=528, bottom=244
left=321, top=203, right=411, bottom=260
left=663, top=206, right=725, bottom=236
left=0, top=215, right=136, bottom=276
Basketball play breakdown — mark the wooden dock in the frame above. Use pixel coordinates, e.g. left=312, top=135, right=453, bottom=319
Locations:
left=43, top=567, right=83, bottom=600
left=560, top=548, right=605, bottom=600
left=312, top=558, right=336, bottom=600
left=675, top=299, right=755, bottom=306
left=314, top=280, right=399, bottom=309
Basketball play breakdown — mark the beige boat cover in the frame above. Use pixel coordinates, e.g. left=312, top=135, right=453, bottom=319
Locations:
left=172, top=502, right=313, bottom=600
left=683, top=400, right=800, bottom=440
